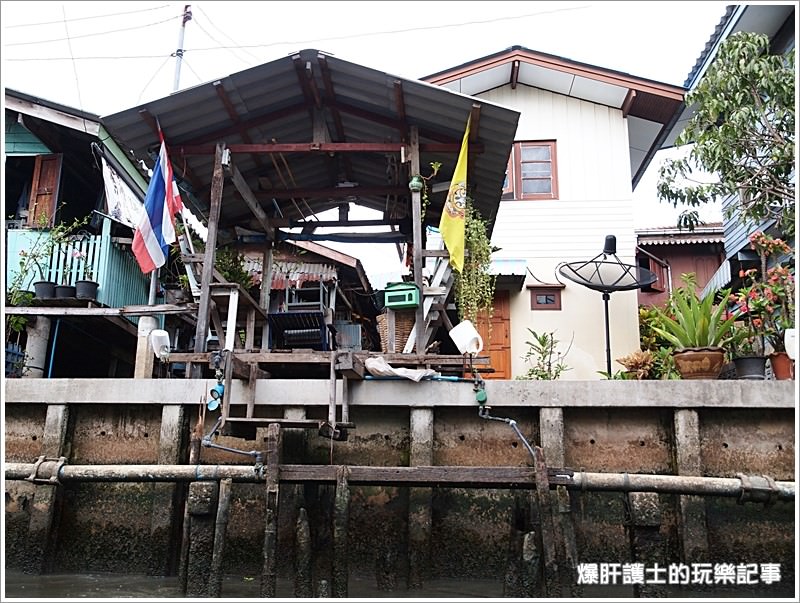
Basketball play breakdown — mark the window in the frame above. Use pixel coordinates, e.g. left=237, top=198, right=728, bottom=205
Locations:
left=514, top=141, right=558, bottom=200
left=501, top=152, right=514, bottom=200
left=528, top=286, right=562, bottom=310
left=637, top=255, right=666, bottom=293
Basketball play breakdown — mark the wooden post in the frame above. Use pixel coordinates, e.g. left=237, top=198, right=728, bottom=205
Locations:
left=539, top=407, right=580, bottom=596
left=189, top=143, right=225, bottom=378
left=409, top=127, right=424, bottom=353
left=332, top=466, right=350, bottom=597
left=26, top=404, right=69, bottom=573
left=260, top=247, right=273, bottom=350
left=520, top=531, right=542, bottom=596
left=673, top=409, right=709, bottom=561
left=133, top=316, right=156, bottom=378
left=209, top=478, right=233, bottom=597
left=148, top=404, right=186, bottom=576
left=261, top=423, right=282, bottom=597
left=185, top=481, right=219, bottom=597
left=179, top=414, right=203, bottom=593
left=386, top=308, right=396, bottom=353
left=294, top=507, right=313, bottom=597
left=626, top=492, right=667, bottom=598
left=531, top=445, right=560, bottom=597
left=407, top=407, right=433, bottom=589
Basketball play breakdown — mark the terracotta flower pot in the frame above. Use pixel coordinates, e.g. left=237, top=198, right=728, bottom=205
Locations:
left=769, top=351, right=794, bottom=380
left=672, top=347, right=726, bottom=380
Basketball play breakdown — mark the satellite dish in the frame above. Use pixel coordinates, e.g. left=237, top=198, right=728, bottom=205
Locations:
left=558, top=235, right=656, bottom=376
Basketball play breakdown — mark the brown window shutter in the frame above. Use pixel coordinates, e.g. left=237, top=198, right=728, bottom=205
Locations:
left=27, top=153, right=63, bottom=228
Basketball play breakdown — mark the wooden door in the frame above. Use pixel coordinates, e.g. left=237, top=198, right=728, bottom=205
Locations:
left=475, top=289, right=512, bottom=379
left=27, top=154, right=62, bottom=228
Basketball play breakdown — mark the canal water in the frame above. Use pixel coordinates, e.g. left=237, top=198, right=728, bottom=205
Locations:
left=4, top=570, right=793, bottom=599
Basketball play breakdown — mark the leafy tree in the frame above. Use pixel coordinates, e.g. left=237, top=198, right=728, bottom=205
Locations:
left=657, top=31, right=795, bottom=235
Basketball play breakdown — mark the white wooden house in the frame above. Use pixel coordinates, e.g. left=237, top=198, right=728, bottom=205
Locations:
left=424, top=47, right=687, bottom=378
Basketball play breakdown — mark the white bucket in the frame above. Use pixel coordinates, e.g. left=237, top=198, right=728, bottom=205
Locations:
left=448, top=320, right=483, bottom=356
left=784, top=328, right=797, bottom=361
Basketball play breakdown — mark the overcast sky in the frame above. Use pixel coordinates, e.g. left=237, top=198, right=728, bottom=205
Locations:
left=2, top=1, right=745, bottom=285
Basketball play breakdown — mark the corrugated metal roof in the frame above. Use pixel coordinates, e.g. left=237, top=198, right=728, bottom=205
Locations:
left=636, top=224, right=724, bottom=246
left=101, top=49, right=520, bottom=239
left=270, top=262, right=338, bottom=290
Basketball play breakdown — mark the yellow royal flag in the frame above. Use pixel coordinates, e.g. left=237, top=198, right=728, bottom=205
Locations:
left=439, top=115, right=470, bottom=272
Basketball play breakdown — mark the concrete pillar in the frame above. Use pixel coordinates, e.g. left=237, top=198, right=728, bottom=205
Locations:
left=626, top=492, right=667, bottom=597
left=148, top=405, right=186, bottom=575
left=539, top=407, right=580, bottom=596
left=134, top=316, right=157, bottom=378
left=23, top=316, right=51, bottom=378
left=26, top=404, right=70, bottom=573
left=407, top=407, right=433, bottom=589
left=673, top=409, right=709, bottom=562
left=185, top=481, right=220, bottom=597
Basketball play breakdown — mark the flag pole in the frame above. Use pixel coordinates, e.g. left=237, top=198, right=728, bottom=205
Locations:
left=146, top=4, right=192, bottom=306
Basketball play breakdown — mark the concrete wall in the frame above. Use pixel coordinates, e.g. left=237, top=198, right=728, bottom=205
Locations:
left=3, top=378, right=795, bottom=594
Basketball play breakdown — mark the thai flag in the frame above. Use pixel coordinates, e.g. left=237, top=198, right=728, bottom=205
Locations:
left=132, top=130, right=184, bottom=274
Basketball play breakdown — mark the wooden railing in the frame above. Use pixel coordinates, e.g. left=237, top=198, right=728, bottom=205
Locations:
left=5, top=217, right=151, bottom=312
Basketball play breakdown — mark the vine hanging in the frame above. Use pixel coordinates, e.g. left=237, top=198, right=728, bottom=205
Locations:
left=453, top=201, right=495, bottom=325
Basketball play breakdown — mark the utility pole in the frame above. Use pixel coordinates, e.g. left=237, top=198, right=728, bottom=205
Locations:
left=173, top=5, right=193, bottom=92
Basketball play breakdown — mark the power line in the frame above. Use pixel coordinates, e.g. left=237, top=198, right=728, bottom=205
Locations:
left=194, top=3, right=260, bottom=64
left=5, top=55, right=172, bottom=62
left=5, top=15, right=179, bottom=46
left=182, top=4, right=592, bottom=52
left=5, top=4, right=172, bottom=28
left=190, top=6, right=252, bottom=69
left=62, top=5, right=87, bottom=131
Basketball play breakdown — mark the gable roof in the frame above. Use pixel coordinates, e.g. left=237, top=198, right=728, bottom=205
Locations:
left=421, top=45, right=685, bottom=189
left=101, top=49, right=521, bottom=240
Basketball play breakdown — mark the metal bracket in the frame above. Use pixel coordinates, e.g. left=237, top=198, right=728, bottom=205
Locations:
left=737, top=473, right=779, bottom=506
left=26, top=455, right=66, bottom=485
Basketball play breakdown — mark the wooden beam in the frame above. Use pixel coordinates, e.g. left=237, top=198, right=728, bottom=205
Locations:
left=226, top=156, right=274, bottom=240
left=622, top=89, right=637, bottom=118
left=256, top=185, right=407, bottom=201
left=179, top=142, right=484, bottom=155
left=179, top=104, right=306, bottom=146
left=281, top=465, right=539, bottom=488
left=213, top=80, right=268, bottom=171
left=190, top=144, right=225, bottom=377
left=316, top=53, right=353, bottom=181
left=230, top=355, right=271, bottom=380
left=510, top=60, right=520, bottom=89
left=334, top=352, right=365, bottom=380
left=409, top=127, right=424, bottom=353
left=271, top=217, right=405, bottom=228
left=6, top=304, right=197, bottom=316
left=393, top=80, right=407, bottom=138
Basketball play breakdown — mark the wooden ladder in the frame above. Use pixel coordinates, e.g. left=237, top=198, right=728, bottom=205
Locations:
left=403, top=252, right=456, bottom=354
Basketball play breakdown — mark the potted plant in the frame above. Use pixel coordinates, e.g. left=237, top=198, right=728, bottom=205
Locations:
left=650, top=273, right=740, bottom=379
left=730, top=231, right=795, bottom=379
left=71, top=249, right=100, bottom=299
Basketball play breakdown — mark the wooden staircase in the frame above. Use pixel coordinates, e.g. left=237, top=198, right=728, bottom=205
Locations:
left=403, top=251, right=456, bottom=354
